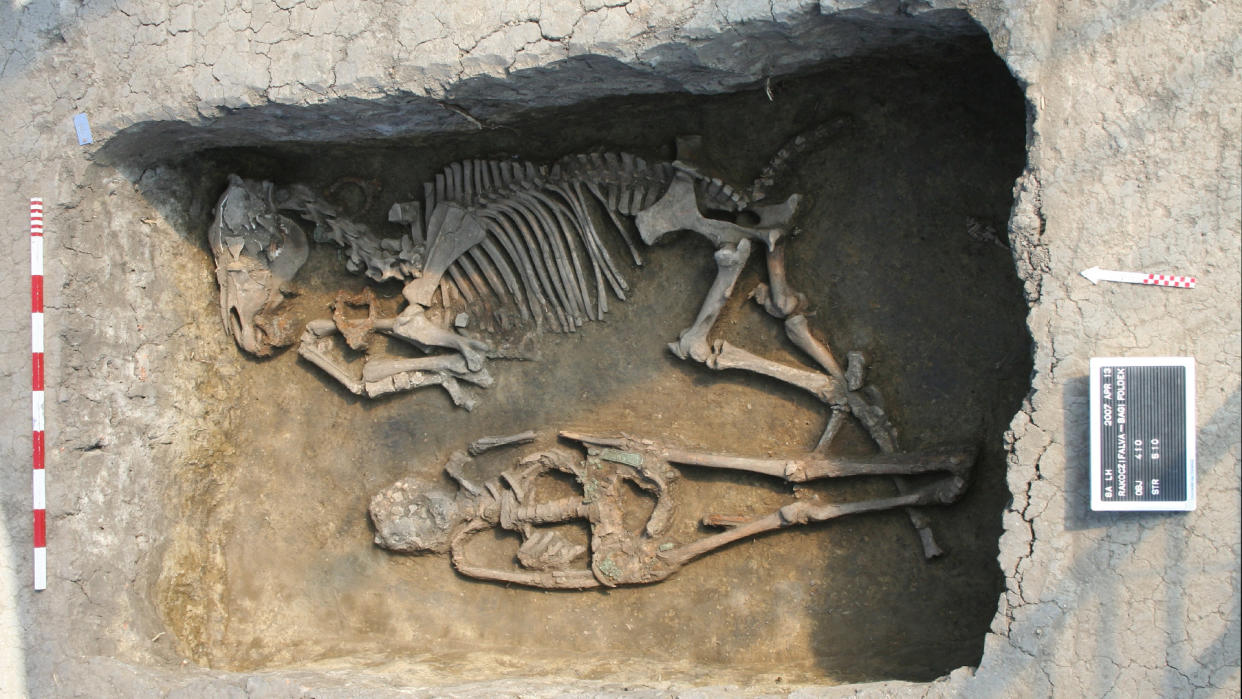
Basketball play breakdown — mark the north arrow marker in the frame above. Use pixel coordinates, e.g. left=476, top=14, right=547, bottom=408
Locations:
left=1081, top=267, right=1196, bottom=289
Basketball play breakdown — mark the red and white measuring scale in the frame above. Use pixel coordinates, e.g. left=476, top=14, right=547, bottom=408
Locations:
left=31, top=198, right=46, bottom=590
left=1081, top=266, right=1197, bottom=289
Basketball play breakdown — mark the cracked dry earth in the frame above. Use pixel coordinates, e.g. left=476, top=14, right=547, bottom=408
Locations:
left=1, top=0, right=1239, bottom=697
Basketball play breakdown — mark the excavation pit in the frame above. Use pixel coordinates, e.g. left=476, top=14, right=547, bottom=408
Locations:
left=108, top=19, right=1031, bottom=687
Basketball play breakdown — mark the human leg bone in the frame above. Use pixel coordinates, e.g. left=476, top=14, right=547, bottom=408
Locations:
left=659, top=444, right=975, bottom=483
left=660, top=473, right=966, bottom=571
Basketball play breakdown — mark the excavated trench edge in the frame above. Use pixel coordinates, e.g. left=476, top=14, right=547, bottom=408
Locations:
left=90, top=9, right=1039, bottom=691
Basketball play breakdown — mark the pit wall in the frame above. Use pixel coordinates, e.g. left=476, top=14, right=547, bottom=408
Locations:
left=0, top=0, right=1238, bottom=696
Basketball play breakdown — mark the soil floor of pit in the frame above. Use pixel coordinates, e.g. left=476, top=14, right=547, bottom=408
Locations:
left=153, top=44, right=1031, bottom=684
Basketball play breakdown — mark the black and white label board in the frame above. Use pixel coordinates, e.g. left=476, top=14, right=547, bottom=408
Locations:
left=1090, top=357, right=1196, bottom=511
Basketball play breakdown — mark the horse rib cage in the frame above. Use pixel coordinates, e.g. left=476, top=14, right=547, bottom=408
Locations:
left=421, top=153, right=749, bottom=334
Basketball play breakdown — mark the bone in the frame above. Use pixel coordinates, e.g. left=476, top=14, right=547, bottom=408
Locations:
left=566, top=181, right=628, bottom=298
left=448, top=260, right=495, bottom=331
left=388, top=201, right=424, bottom=243
left=660, top=445, right=976, bottom=482
left=468, top=430, right=538, bottom=456
left=783, top=314, right=940, bottom=556
left=634, top=171, right=781, bottom=249
left=586, top=181, right=644, bottom=266
left=452, top=535, right=602, bottom=590
left=209, top=177, right=310, bottom=356
left=402, top=203, right=490, bottom=308
left=669, top=240, right=751, bottom=363
left=548, top=183, right=610, bottom=317
left=362, top=366, right=485, bottom=409
left=517, top=530, right=587, bottom=571
left=444, top=451, right=484, bottom=496
left=520, top=192, right=590, bottom=323
left=497, top=200, right=577, bottom=330
left=783, top=313, right=846, bottom=380
left=845, top=351, right=867, bottom=391
left=331, top=288, right=379, bottom=351
left=567, top=184, right=631, bottom=298
left=708, top=340, right=845, bottom=405
left=280, top=184, right=417, bottom=285
left=473, top=159, right=486, bottom=195
left=424, top=181, right=437, bottom=220
left=530, top=190, right=596, bottom=321
left=438, top=278, right=456, bottom=315
left=512, top=200, right=577, bottom=328
left=665, top=482, right=959, bottom=571
left=375, top=430, right=973, bottom=588
left=304, top=318, right=337, bottom=337
left=361, top=354, right=492, bottom=385
left=466, top=246, right=516, bottom=317
left=433, top=175, right=447, bottom=226
left=477, top=239, right=531, bottom=322
left=753, top=241, right=805, bottom=318
left=488, top=161, right=504, bottom=190
left=386, top=306, right=489, bottom=373
left=814, top=409, right=848, bottom=451
left=748, top=193, right=801, bottom=228
left=484, top=212, right=560, bottom=331
left=437, top=376, right=474, bottom=410
left=450, top=161, right=465, bottom=201
left=297, top=335, right=364, bottom=395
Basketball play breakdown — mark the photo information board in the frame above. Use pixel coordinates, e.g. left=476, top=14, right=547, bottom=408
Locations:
left=1089, top=357, right=1196, bottom=512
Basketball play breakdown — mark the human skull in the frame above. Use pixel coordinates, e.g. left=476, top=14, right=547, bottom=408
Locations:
left=368, top=477, right=467, bottom=554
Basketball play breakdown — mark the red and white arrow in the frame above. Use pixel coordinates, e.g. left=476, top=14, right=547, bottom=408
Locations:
left=1081, top=267, right=1196, bottom=289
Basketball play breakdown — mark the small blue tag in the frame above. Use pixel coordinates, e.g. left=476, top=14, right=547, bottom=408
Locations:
left=73, top=113, right=93, bottom=145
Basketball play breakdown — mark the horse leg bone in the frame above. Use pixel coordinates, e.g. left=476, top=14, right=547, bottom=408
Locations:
left=814, top=408, right=849, bottom=451
left=706, top=339, right=845, bottom=405
left=386, top=306, right=489, bottom=372
left=845, top=351, right=867, bottom=391
left=784, top=315, right=897, bottom=450
left=750, top=237, right=806, bottom=319
left=783, top=313, right=847, bottom=380
left=297, top=321, right=364, bottom=394
left=362, top=371, right=478, bottom=409
left=669, top=239, right=752, bottom=363
left=361, top=355, right=492, bottom=386
left=783, top=313, right=944, bottom=558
